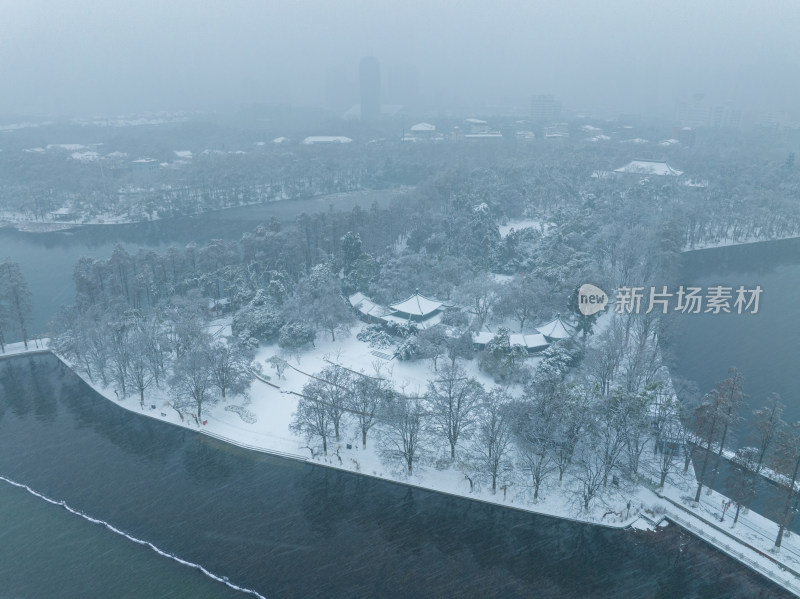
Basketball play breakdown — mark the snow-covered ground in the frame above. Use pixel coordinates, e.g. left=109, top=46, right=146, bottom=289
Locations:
left=3, top=332, right=800, bottom=593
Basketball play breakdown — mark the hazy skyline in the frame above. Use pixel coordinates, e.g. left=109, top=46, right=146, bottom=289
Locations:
left=2, top=0, right=799, bottom=120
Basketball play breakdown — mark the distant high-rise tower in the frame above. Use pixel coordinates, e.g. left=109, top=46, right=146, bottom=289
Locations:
left=531, top=94, right=559, bottom=124
left=359, top=56, right=381, bottom=122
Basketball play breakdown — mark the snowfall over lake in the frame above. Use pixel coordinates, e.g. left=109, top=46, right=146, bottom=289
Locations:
left=4, top=329, right=800, bottom=595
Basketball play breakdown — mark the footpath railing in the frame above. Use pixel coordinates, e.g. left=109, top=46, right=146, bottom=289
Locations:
left=658, top=493, right=800, bottom=596
left=190, top=425, right=308, bottom=463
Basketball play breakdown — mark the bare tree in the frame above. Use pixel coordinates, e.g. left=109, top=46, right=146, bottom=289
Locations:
left=128, top=324, right=155, bottom=407
left=456, top=273, right=497, bottom=329
left=750, top=393, right=785, bottom=475
left=471, top=388, right=513, bottom=494
left=314, top=365, right=351, bottom=442
left=208, top=338, right=254, bottom=401
left=707, top=368, right=745, bottom=493
left=595, top=389, right=630, bottom=487
left=622, top=387, right=656, bottom=477
left=516, top=399, right=558, bottom=502
left=379, top=393, right=426, bottom=475
left=692, top=369, right=745, bottom=504
left=553, top=385, right=589, bottom=484
left=741, top=394, right=785, bottom=510
left=771, top=423, right=800, bottom=552
left=576, top=440, right=606, bottom=512
left=106, top=316, right=132, bottom=398
left=290, top=380, right=334, bottom=456
left=425, top=363, right=484, bottom=459
left=348, top=362, right=391, bottom=448
left=0, top=261, right=33, bottom=349
left=582, top=317, right=625, bottom=396
left=170, top=344, right=215, bottom=420
left=495, top=274, right=543, bottom=331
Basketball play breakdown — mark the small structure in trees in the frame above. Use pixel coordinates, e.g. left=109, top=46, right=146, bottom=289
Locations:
left=535, top=314, right=575, bottom=343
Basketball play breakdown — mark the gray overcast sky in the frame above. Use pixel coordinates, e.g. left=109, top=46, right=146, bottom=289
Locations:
left=1, top=0, right=799, bottom=118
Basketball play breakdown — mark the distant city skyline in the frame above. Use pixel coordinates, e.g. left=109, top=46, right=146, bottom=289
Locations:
left=1, top=1, right=798, bottom=122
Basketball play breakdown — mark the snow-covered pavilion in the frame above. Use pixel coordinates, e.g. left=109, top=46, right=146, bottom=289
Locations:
left=472, top=331, right=549, bottom=355
left=613, top=159, right=683, bottom=176
left=535, top=314, right=575, bottom=342
left=388, top=291, right=444, bottom=322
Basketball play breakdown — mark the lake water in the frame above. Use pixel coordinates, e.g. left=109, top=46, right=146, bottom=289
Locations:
left=0, top=354, right=790, bottom=598
left=1, top=204, right=797, bottom=596
left=668, top=238, right=800, bottom=438
left=0, top=189, right=405, bottom=337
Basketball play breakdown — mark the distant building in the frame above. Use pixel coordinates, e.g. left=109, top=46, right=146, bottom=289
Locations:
left=464, top=118, right=490, bottom=134
left=531, top=94, right=560, bottom=124
left=410, top=122, right=436, bottom=133
left=675, top=94, right=743, bottom=129
left=359, top=56, right=381, bottom=122
left=403, top=122, right=442, bottom=143
left=301, top=136, right=353, bottom=145
left=613, top=159, right=683, bottom=177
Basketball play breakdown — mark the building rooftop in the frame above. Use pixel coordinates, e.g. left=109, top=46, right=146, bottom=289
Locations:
left=389, top=292, right=443, bottom=317
left=614, top=159, right=683, bottom=176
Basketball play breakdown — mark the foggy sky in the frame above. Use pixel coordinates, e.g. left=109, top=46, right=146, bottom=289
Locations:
left=2, top=0, right=799, bottom=119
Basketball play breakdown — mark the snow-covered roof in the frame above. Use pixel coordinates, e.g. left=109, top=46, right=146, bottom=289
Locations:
left=348, top=293, right=391, bottom=318
left=523, top=333, right=549, bottom=349
left=47, top=143, right=88, bottom=151
left=535, top=315, right=574, bottom=340
left=464, top=133, right=503, bottom=139
left=410, top=122, right=436, bottom=132
left=272, top=137, right=289, bottom=144
left=174, top=150, right=192, bottom=158
left=510, top=333, right=549, bottom=350
left=683, top=178, right=709, bottom=188
left=464, top=118, right=487, bottom=124
left=613, top=160, right=683, bottom=176
left=473, top=332, right=494, bottom=345
left=302, top=136, right=352, bottom=145
left=389, top=292, right=442, bottom=317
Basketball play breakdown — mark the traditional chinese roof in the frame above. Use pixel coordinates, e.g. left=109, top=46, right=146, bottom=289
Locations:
left=410, top=122, right=436, bottom=132
left=614, top=159, right=682, bottom=176
left=389, top=292, right=442, bottom=317
left=523, top=333, right=549, bottom=350
left=535, top=314, right=574, bottom=340
left=473, top=331, right=494, bottom=345
left=348, top=293, right=392, bottom=318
